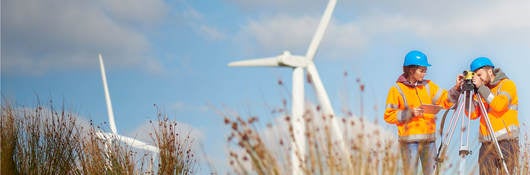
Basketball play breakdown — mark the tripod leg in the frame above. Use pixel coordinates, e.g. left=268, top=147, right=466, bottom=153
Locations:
left=452, top=90, right=473, bottom=174
left=458, top=91, right=474, bottom=174
left=476, top=96, right=511, bottom=175
left=435, top=93, right=467, bottom=174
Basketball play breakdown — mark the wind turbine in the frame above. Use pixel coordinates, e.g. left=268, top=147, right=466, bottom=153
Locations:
left=228, top=0, right=350, bottom=173
left=96, top=54, right=159, bottom=153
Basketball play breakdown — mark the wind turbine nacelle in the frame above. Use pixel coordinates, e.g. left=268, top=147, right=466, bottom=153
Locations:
left=278, top=51, right=310, bottom=68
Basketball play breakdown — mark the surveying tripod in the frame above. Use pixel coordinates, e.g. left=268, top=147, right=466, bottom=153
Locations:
left=434, top=71, right=510, bottom=175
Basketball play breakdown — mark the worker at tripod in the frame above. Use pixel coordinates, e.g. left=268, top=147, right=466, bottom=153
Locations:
left=465, top=57, right=520, bottom=175
left=384, top=50, right=460, bottom=175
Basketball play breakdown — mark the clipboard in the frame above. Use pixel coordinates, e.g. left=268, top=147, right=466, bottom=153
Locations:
left=420, top=104, right=442, bottom=114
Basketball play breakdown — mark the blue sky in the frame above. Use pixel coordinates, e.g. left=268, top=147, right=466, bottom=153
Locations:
left=2, top=0, right=530, bottom=174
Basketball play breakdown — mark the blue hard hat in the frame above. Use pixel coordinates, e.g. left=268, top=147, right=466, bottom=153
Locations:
left=470, top=57, right=494, bottom=72
left=403, top=50, right=431, bottom=67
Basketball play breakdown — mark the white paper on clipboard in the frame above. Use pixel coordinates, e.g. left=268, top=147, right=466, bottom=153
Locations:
left=420, top=104, right=442, bottom=114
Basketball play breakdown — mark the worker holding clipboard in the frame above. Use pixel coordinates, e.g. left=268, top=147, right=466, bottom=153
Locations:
left=383, top=50, right=461, bottom=175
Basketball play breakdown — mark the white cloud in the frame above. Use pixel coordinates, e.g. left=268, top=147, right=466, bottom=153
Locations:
left=240, top=15, right=316, bottom=53
left=98, top=0, right=168, bottom=25
left=322, top=21, right=367, bottom=59
left=236, top=15, right=367, bottom=60
left=181, top=6, right=205, bottom=21
left=225, top=0, right=323, bottom=14
left=232, top=0, right=530, bottom=60
left=1, top=0, right=167, bottom=76
left=175, top=5, right=227, bottom=41
left=350, top=0, right=530, bottom=49
left=199, top=25, right=227, bottom=41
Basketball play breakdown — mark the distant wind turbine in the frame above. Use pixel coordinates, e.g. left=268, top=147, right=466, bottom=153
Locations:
left=96, top=54, right=159, bottom=153
left=228, top=0, right=350, bottom=173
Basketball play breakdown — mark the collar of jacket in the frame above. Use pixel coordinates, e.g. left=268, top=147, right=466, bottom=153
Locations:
left=490, top=68, right=508, bottom=86
left=396, top=74, right=428, bottom=87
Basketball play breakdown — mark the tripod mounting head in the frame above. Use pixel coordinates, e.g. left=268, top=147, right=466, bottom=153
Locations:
left=463, top=70, right=474, bottom=80
left=462, top=70, right=475, bottom=91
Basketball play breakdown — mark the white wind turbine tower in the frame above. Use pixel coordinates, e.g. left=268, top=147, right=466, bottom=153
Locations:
left=96, top=54, right=159, bottom=154
left=228, top=0, right=350, bottom=173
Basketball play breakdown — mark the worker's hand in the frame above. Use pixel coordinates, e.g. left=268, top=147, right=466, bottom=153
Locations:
left=412, top=107, right=424, bottom=117
left=401, top=107, right=423, bottom=123
left=472, top=74, right=484, bottom=88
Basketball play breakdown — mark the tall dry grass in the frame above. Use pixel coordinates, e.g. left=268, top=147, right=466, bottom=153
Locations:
left=1, top=94, right=527, bottom=175
left=10, top=100, right=84, bottom=174
left=223, top=104, right=399, bottom=175
left=223, top=103, right=528, bottom=175
left=1, top=99, right=198, bottom=174
left=522, top=132, right=530, bottom=174
left=150, top=106, right=198, bottom=174
left=77, top=123, right=139, bottom=174
left=1, top=100, right=18, bottom=174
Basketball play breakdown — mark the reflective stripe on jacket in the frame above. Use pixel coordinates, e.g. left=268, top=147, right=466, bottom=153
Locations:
left=384, top=76, right=454, bottom=142
left=472, top=69, right=519, bottom=142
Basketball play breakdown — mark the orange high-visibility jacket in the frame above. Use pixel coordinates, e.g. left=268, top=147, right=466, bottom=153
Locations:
left=471, top=68, right=519, bottom=142
left=384, top=75, right=456, bottom=142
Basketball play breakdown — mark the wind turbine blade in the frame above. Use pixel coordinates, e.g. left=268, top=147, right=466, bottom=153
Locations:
left=305, top=0, right=336, bottom=60
left=228, top=57, right=281, bottom=67
left=116, top=135, right=159, bottom=153
left=95, top=130, right=110, bottom=140
left=306, top=63, right=334, bottom=115
left=99, top=54, right=118, bottom=135
left=95, top=131, right=159, bottom=153
left=306, top=62, right=353, bottom=170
